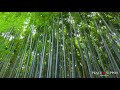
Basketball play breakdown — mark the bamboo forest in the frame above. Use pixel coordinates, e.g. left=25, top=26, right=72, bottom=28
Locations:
left=0, top=12, right=120, bottom=78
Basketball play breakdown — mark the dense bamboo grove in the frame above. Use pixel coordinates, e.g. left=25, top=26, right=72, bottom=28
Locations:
left=0, top=12, right=120, bottom=78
